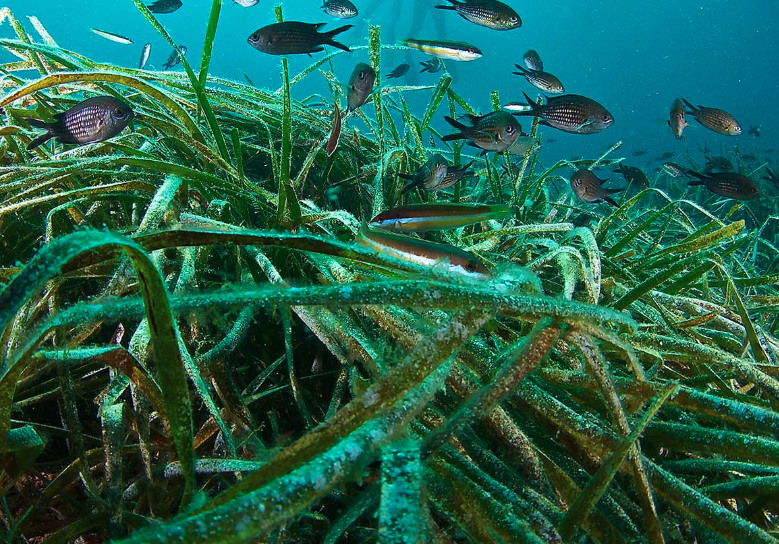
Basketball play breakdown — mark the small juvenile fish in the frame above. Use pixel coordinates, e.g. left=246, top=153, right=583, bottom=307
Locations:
left=748, top=126, right=761, bottom=137
left=25, top=96, right=134, bottom=150
left=632, top=150, right=647, bottom=156
left=387, top=63, right=410, bottom=79
left=681, top=99, right=741, bottom=136
left=435, top=0, right=521, bottom=30
left=249, top=22, right=352, bottom=55
left=436, top=160, right=475, bottom=190
left=147, top=0, right=182, bottom=13
left=442, top=111, right=522, bottom=153
left=401, top=39, right=482, bottom=61
left=669, top=98, right=688, bottom=139
left=346, top=62, right=376, bottom=112
left=512, top=64, right=564, bottom=94
left=322, top=0, right=358, bottom=19
left=570, top=169, right=624, bottom=206
left=400, top=153, right=449, bottom=194
left=326, top=100, right=342, bottom=156
left=233, top=0, right=259, bottom=5
left=163, top=45, right=187, bottom=69
left=370, top=203, right=510, bottom=232
left=505, top=92, right=614, bottom=135
left=356, top=223, right=490, bottom=278
left=762, top=168, right=778, bottom=188
left=662, top=162, right=690, bottom=178
left=613, top=163, right=648, bottom=188
left=419, top=58, right=443, bottom=73
left=90, top=28, right=133, bottom=45
left=522, top=49, right=543, bottom=71
left=703, top=156, right=733, bottom=173
left=687, top=171, right=760, bottom=200
left=139, top=43, right=151, bottom=69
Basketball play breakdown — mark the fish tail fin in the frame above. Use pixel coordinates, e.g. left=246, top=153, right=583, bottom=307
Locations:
left=324, top=24, right=353, bottom=52
left=604, top=187, right=625, bottom=195
left=512, top=64, right=528, bottom=75
left=612, top=164, right=625, bottom=174
left=603, top=195, right=620, bottom=207
left=680, top=98, right=697, bottom=112
left=419, top=62, right=430, bottom=73
left=434, top=0, right=458, bottom=7
left=25, top=118, right=53, bottom=150
left=443, top=115, right=468, bottom=131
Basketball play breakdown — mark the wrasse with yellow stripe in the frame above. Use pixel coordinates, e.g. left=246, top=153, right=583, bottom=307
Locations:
left=400, top=39, right=482, bottom=61
left=356, top=223, right=490, bottom=278
left=370, top=203, right=510, bottom=232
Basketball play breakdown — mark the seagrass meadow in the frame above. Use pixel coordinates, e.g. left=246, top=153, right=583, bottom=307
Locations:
left=1, top=2, right=779, bottom=543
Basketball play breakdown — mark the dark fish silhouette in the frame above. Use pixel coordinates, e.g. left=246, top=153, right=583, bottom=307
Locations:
left=387, top=63, right=410, bottom=79
left=419, top=58, right=442, bottom=73
left=681, top=98, right=741, bottom=136
left=321, top=0, right=358, bottom=18
left=687, top=171, right=760, bottom=200
left=147, top=0, right=182, bottom=14
left=613, top=163, right=648, bottom=188
left=522, top=49, right=543, bottom=71
left=632, top=150, right=647, bottom=156
left=512, top=64, right=564, bottom=94
left=346, top=62, right=376, bottom=111
left=434, top=0, right=521, bottom=30
left=748, top=126, right=761, bottom=137
left=703, top=156, right=733, bottom=173
left=25, top=96, right=134, bottom=150
left=248, top=22, right=352, bottom=55
left=442, top=111, right=522, bottom=153
left=762, top=168, right=778, bottom=188
left=506, top=92, right=613, bottom=134
left=163, top=45, right=187, bottom=69
left=570, top=169, right=624, bottom=206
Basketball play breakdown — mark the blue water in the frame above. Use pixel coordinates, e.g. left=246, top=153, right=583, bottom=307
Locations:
left=3, top=0, right=778, bottom=173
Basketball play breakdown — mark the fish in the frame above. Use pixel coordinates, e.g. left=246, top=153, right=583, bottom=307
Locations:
left=762, top=168, right=778, bottom=188
left=632, top=150, right=647, bottom=156
left=90, top=28, right=133, bottom=45
left=748, top=126, right=761, bottom=137
left=523, top=49, right=543, bottom=71
left=322, top=0, right=358, bottom=18
left=613, top=163, right=648, bottom=188
left=346, top=62, right=376, bottom=112
left=436, top=160, right=475, bottom=190
left=419, top=58, right=443, bottom=73
left=505, top=92, right=614, bottom=135
left=662, top=162, right=691, bottom=178
left=506, top=135, right=539, bottom=156
left=233, top=0, right=259, bottom=5
left=248, top=22, right=352, bottom=55
left=571, top=213, right=597, bottom=228
left=570, top=169, right=624, bottom=206
left=387, top=63, right=410, bottom=79
left=434, top=0, right=521, bottom=30
left=686, top=171, right=760, bottom=200
left=669, top=98, right=688, bottom=139
left=25, top=96, right=134, bottom=151
left=655, top=151, right=674, bottom=161
left=401, top=39, right=482, bottom=61
left=163, top=45, right=187, bottom=69
left=139, top=43, right=151, bottom=70
left=703, top=156, right=733, bottom=173
left=147, top=0, right=182, bottom=13
left=442, top=111, right=522, bottom=153
left=400, top=154, right=449, bottom=194
left=512, top=64, right=564, bottom=94
left=681, top=99, right=741, bottom=136
left=356, top=223, right=491, bottom=278
left=370, top=203, right=510, bottom=232
left=326, top=101, right=342, bottom=156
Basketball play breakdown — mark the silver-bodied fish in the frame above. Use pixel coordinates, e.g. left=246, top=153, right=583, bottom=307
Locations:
left=356, top=223, right=491, bottom=278
left=669, top=98, right=687, bottom=139
left=139, top=43, right=151, bottom=70
left=570, top=169, right=624, bottom=206
left=436, top=160, right=475, bottom=190
left=401, top=39, right=482, bottom=61
left=419, top=58, right=443, bottom=73
left=163, top=45, right=187, bottom=69
left=370, top=203, right=510, bottom=232
left=505, top=92, right=614, bottom=135
left=387, top=63, right=410, bottom=79
left=400, top=154, right=449, bottom=194
left=347, top=62, right=376, bottom=112
left=25, top=96, right=134, bottom=150
left=687, top=171, right=759, bottom=200
left=662, top=162, right=690, bottom=178
left=90, top=28, right=133, bottom=45
left=249, top=22, right=352, bottom=55
left=321, top=0, right=358, bottom=18
left=147, top=0, right=182, bottom=14
left=434, top=0, right=521, bottom=30
left=443, top=111, right=522, bottom=153
left=681, top=99, right=741, bottom=136
left=523, top=49, right=543, bottom=71
left=233, top=0, right=260, bottom=6
left=512, top=65, right=564, bottom=94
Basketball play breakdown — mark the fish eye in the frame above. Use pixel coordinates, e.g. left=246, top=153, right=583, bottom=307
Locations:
left=359, top=70, right=367, bottom=80
left=250, top=32, right=259, bottom=41
left=114, top=108, right=125, bottom=116
left=464, top=261, right=477, bottom=272
left=505, top=125, right=515, bottom=133
left=510, top=16, right=518, bottom=23
left=603, top=114, right=613, bottom=122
